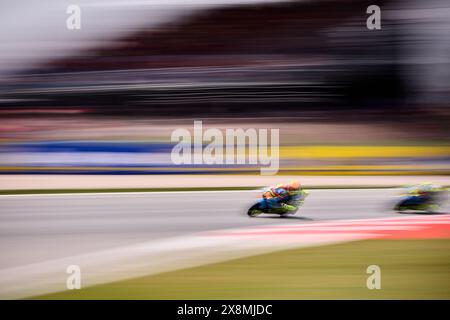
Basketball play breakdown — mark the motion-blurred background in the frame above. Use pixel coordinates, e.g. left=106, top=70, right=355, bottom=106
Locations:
left=0, top=0, right=449, bottom=178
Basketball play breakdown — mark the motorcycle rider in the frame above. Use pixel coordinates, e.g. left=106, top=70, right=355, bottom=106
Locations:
left=261, top=180, right=308, bottom=213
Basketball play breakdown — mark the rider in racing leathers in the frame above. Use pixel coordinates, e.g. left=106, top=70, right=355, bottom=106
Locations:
left=260, top=180, right=308, bottom=213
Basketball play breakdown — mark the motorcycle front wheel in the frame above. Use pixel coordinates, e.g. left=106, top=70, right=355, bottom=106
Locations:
left=247, top=203, right=263, bottom=217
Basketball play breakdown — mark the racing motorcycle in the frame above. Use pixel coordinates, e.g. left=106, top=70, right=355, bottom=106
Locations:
left=247, top=189, right=307, bottom=217
left=394, top=189, right=447, bottom=213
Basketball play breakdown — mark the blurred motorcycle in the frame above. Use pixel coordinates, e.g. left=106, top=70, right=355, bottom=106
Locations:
left=247, top=188, right=308, bottom=217
left=394, top=185, right=447, bottom=213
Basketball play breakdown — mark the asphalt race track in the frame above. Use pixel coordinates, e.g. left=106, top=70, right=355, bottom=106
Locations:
left=2, top=188, right=445, bottom=270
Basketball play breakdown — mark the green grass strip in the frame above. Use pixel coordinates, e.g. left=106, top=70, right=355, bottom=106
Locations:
left=33, top=239, right=450, bottom=300
left=0, top=185, right=407, bottom=195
